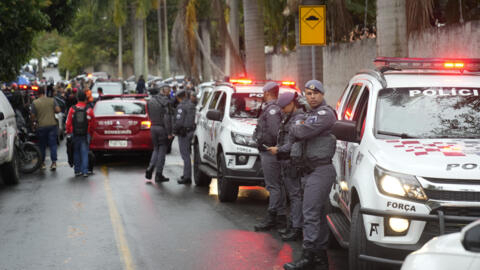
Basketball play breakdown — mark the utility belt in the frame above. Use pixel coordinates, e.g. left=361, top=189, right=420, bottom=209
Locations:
left=296, top=159, right=332, bottom=176
left=177, top=126, right=195, bottom=136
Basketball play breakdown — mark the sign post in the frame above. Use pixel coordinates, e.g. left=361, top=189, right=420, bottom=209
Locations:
left=299, top=5, right=326, bottom=80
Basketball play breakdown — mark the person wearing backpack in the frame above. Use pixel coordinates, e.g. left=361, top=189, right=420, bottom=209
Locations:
left=65, top=91, right=94, bottom=177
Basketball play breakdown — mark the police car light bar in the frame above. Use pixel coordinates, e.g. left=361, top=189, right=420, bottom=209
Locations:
left=229, top=78, right=297, bottom=88
left=374, top=57, right=480, bottom=72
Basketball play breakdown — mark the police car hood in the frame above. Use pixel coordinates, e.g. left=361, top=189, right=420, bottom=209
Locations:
left=229, top=118, right=258, bottom=134
left=373, top=139, right=480, bottom=179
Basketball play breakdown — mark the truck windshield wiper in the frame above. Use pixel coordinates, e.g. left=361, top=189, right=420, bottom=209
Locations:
left=377, top=130, right=418, bottom=139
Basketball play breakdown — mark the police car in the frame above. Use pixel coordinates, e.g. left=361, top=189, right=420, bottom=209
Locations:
left=0, top=90, right=19, bottom=185
left=327, top=57, right=480, bottom=269
left=193, top=79, right=297, bottom=202
left=401, top=219, right=480, bottom=270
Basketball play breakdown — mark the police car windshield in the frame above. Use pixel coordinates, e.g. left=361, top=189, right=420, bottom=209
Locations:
left=230, top=93, right=263, bottom=118
left=94, top=101, right=146, bottom=116
left=376, top=88, right=480, bottom=139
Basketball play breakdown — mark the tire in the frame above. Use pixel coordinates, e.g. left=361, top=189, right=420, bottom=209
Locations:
left=1, top=148, right=20, bottom=185
left=18, top=143, right=42, bottom=174
left=217, top=153, right=238, bottom=202
left=193, top=143, right=211, bottom=186
left=349, top=204, right=374, bottom=270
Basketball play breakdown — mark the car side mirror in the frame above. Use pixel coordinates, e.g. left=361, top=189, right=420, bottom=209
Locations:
left=0, top=112, right=4, bottom=121
left=206, top=109, right=222, bottom=121
left=462, top=222, right=480, bottom=252
left=332, top=120, right=359, bottom=143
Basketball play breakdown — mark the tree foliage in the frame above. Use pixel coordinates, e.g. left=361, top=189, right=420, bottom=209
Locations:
left=0, top=0, right=80, bottom=81
left=58, top=7, right=123, bottom=76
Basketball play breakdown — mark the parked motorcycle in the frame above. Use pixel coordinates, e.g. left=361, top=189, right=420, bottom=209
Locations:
left=16, top=127, right=42, bottom=174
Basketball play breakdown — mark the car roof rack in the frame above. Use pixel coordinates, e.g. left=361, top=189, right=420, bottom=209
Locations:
left=374, top=57, right=480, bottom=73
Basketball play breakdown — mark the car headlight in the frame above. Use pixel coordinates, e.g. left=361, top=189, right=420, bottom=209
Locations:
left=231, top=132, right=257, bottom=147
left=374, top=166, right=428, bottom=201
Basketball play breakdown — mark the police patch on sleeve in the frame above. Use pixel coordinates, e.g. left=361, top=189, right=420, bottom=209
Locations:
left=317, top=110, right=326, bottom=115
left=269, top=109, right=276, bottom=115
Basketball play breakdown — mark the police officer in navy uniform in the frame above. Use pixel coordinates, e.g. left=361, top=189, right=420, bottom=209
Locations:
left=174, top=89, right=196, bottom=184
left=284, top=80, right=337, bottom=270
left=145, top=83, right=173, bottom=183
left=253, top=82, right=287, bottom=231
left=267, top=91, right=305, bottom=241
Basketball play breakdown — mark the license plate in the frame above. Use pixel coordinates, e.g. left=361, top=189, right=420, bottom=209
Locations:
left=109, top=140, right=128, bottom=147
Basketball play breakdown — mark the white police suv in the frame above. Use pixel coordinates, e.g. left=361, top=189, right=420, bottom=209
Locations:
left=193, top=78, right=297, bottom=202
left=327, top=58, right=480, bottom=270
left=0, top=90, right=19, bottom=185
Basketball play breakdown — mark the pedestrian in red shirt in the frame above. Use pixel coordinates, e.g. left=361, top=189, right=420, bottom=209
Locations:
left=65, top=91, right=94, bottom=177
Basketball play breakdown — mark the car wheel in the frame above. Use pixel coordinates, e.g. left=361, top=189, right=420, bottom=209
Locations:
left=349, top=204, right=375, bottom=270
left=1, top=148, right=20, bottom=185
left=217, top=153, right=238, bottom=202
left=194, top=143, right=211, bottom=187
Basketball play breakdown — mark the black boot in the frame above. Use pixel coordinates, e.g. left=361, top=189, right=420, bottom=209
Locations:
left=314, top=250, right=329, bottom=270
left=145, top=167, right=154, bottom=180
left=281, top=227, right=302, bottom=241
left=276, top=215, right=288, bottom=233
left=254, top=211, right=277, bottom=231
left=177, top=176, right=192, bottom=184
left=277, top=218, right=291, bottom=234
left=283, top=249, right=316, bottom=270
left=155, top=173, right=169, bottom=183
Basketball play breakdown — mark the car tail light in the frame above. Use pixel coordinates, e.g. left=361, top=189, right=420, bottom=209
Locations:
left=32, top=86, right=39, bottom=91
left=140, top=121, right=151, bottom=129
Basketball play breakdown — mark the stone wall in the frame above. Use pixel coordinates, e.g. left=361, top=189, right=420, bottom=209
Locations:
left=322, top=38, right=377, bottom=106
left=265, top=52, right=298, bottom=82
left=408, top=20, right=480, bottom=58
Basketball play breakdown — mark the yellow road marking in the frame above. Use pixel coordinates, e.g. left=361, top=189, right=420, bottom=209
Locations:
left=101, top=166, right=135, bottom=270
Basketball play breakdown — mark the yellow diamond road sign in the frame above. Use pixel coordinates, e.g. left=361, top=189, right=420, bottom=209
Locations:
left=300, top=5, right=326, bottom=46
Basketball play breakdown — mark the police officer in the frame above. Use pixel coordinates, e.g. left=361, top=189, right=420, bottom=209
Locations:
left=145, top=83, right=173, bottom=183
left=283, top=80, right=337, bottom=270
left=174, top=89, right=196, bottom=184
left=267, top=91, right=304, bottom=241
left=253, top=82, right=287, bottom=231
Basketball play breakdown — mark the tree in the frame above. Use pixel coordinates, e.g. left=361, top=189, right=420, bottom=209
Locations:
left=0, top=0, right=77, bottom=81
left=243, top=0, right=266, bottom=80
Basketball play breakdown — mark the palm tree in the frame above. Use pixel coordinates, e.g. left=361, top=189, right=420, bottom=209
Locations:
left=113, top=0, right=127, bottom=79
left=243, top=0, right=266, bottom=80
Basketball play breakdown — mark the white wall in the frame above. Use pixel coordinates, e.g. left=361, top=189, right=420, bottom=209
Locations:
left=322, top=38, right=377, bottom=106
left=409, top=20, right=480, bottom=58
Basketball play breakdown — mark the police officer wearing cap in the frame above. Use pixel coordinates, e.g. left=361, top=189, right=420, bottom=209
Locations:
left=145, top=83, right=173, bottom=183
left=174, top=88, right=196, bottom=184
left=253, top=81, right=287, bottom=232
left=283, top=80, right=337, bottom=270
left=267, top=90, right=304, bottom=241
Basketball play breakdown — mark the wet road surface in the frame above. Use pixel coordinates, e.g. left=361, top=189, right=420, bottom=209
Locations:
left=0, top=140, right=349, bottom=270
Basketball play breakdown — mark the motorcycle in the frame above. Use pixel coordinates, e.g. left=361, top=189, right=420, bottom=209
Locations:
left=16, top=127, right=42, bottom=174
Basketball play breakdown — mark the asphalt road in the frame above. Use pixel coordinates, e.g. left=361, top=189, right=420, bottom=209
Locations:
left=0, top=139, right=349, bottom=270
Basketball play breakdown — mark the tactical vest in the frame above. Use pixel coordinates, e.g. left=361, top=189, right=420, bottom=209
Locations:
left=254, top=102, right=279, bottom=147
left=301, top=105, right=337, bottom=168
left=148, top=96, right=167, bottom=126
